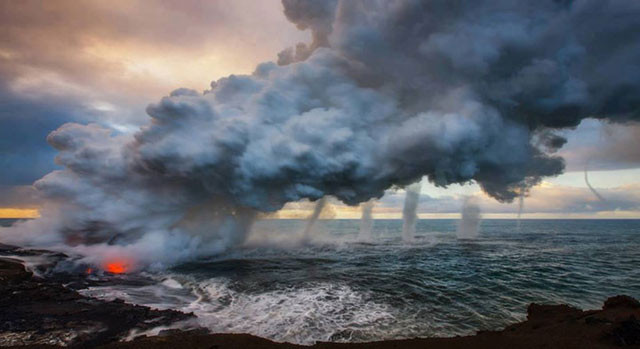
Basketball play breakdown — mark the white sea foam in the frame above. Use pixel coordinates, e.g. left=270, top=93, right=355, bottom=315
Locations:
left=80, top=277, right=398, bottom=344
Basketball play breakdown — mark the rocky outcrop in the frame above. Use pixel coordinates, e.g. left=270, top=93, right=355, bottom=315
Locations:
left=0, top=257, right=192, bottom=347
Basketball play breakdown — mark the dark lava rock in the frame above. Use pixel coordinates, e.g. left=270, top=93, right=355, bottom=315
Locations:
left=0, top=257, right=194, bottom=347
left=604, top=295, right=640, bottom=310
left=0, top=257, right=33, bottom=283
left=609, top=315, right=640, bottom=346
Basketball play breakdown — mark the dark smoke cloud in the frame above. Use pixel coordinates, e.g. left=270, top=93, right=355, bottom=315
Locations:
left=2, top=0, right=639, bottom=267
left=278, top=0, right=338, bottom=65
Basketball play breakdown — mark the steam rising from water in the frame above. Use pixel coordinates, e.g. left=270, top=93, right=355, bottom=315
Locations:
left=358, top=201, right=375, bottom=242
left=302, top=197, right=327, bottom=243
left=402, top=183, right=421, bottom=243
left=517, top=186, right=525, bottom=232
left=457, top=198, right=481, bottom=239
left=2, top=0, right=640, bottom=268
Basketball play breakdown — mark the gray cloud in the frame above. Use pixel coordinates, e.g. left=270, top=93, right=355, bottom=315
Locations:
left=0, top=186, right=39, bottom=207
left=0, top=0, right=306, bottom=188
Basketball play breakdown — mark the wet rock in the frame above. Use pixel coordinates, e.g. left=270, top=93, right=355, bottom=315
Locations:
left=0, top=257, right=194, bottom=347
left=0, top=257, right=32, bottom=282
left=608, top=315, right=640, bottom=346
left=604, top=295, right=640, bottom=310
left=527, top=303, right=582, bottom=322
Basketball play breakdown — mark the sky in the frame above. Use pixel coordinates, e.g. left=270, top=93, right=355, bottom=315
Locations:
left=1, top=0, right=639, bottom=219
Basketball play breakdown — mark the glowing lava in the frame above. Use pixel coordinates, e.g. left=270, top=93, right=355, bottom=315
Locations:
left=105, top=261, right=129, bottom=274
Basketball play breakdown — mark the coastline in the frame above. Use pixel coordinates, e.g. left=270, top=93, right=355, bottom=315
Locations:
left=1, top=246, right=639, bottom=348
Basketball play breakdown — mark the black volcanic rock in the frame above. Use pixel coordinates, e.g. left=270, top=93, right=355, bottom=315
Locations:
left=604, top=295, right=640, bottom=310
left=0, top=257, right=193, bottom=347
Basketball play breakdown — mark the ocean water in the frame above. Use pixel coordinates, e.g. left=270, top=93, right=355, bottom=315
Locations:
left=4, top=219, right=640, bottom=344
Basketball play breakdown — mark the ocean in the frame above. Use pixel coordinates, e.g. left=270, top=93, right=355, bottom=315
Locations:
left=2, top=218, right=640, bottom=344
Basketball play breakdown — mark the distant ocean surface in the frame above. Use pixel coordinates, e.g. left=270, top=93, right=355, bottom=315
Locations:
left=3, top=219, right=640, bottom=344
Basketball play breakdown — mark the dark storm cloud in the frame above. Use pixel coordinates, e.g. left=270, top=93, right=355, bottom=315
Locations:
left=278, top=0, right=338, bottom=64
left=3, top=0, right=640, bottom=267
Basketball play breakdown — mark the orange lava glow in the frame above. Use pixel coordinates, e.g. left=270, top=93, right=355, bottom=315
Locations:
left=105, top=261, right=129, bottom=274
left=86, top=268, right=93, bottom=274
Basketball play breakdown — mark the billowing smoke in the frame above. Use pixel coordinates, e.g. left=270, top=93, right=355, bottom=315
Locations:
left=302, top=197, right=327, bottom=243
left=457, top=198, right=481, bottom=239
left=401, top=183, right=421, bottom=243
left=358, top=200, right=375, bottom=242
left=2, top=0, right=640, bottom=268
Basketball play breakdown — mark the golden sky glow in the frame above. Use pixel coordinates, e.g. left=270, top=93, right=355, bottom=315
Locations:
left=0, top=209, right=40, bottom=219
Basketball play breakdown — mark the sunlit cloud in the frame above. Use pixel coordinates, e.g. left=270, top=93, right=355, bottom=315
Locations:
left=0, top=0, right=307, bottom=188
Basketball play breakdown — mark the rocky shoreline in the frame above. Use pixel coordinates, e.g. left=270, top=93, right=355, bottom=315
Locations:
left=1, top=245, right=639, bottom=348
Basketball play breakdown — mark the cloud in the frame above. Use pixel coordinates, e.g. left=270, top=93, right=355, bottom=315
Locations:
left=0, top=0, right=306, bottom=186
left=559, top=119, right=640, bottom=171
left=0, top=186, right=39, bottom=207
left=0, top=0, right=308, bottom=100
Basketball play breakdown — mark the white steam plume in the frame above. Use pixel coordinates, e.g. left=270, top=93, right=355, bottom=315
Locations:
left=301, top=197, right=327, bottom=244
left=516, top=186, right=526, bottom=232
left=401, top=183, right=421, bottom=243
left=457, top=198, right=481, bottom=239
left=358, top=200, right=375, bottom=242
left=2, top=0, right=640, bottom=268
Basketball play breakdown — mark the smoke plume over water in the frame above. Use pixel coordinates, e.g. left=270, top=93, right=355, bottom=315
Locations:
left=457, top=198, right=481, bottom=239
left=358, top=200, right=375, bottom=242
left=2, top=0, right=640, bottom=268
left=402, top=183, right=421, bottom=243
left=302, top=197, right=327, bottom=243
left=517, top=186, right=526, bottom=232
